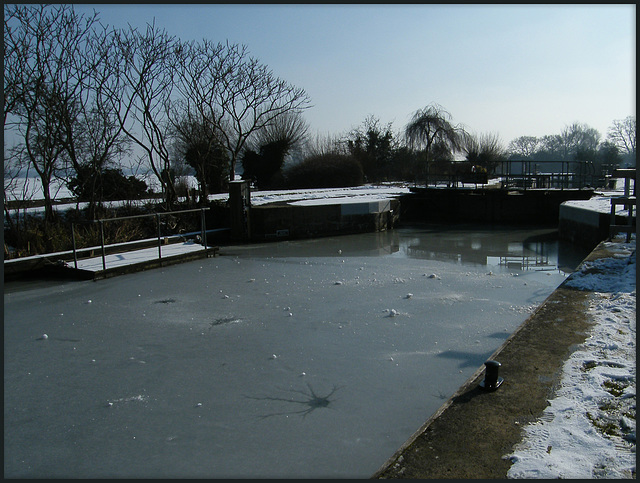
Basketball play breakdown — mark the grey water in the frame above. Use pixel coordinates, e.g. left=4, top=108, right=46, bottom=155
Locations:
left=3, top=224, right=591, bottom=478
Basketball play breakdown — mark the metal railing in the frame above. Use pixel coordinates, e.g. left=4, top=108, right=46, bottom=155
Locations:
left=609, top=169, right=636, bottom=242
left=421, top=160, right=599, bottom=190
left=71, top=207, right=210, bottom=271
left=497, top=160, right=596, bottom=190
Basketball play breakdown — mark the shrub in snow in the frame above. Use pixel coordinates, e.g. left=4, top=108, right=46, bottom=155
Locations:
left=283, top=153, right=364, bottom=189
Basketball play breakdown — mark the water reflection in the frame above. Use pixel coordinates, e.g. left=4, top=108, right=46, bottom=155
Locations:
left=228, top=223, right=592, bottom=274
left=395, top=224, right=591, bottom=273
left=398, top=225, right=559, bottom=270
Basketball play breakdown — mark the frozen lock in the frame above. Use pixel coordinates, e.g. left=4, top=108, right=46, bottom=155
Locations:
left=479, top=360, right=503, bottom=390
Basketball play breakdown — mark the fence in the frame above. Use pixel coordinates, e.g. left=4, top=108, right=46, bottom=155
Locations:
left=497, top=160, right=597, bottom=190
left=71, top=207, right=209, bottom=271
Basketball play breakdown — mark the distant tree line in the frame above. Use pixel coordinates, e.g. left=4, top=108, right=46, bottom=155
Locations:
left=262, top=106, right=510, bottom=190
left=507, top=117, right=636, bottom=177
left=271, top=107, right=635, bottom=191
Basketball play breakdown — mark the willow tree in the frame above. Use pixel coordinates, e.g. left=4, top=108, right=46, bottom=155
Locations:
left=462, top=132, right=507, bottom=174
left=241, top=111, right=310, bottom=189
left=404, top=103, right=465, bottom=185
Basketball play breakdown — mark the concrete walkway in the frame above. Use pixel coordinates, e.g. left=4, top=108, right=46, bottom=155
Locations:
left=72, top=241, right=208, bottom=272
left=66, top=241, right=218, bottom=280
left=373, top=238, right=633, bottom=479
left=4, top=239, right=219, bottom=281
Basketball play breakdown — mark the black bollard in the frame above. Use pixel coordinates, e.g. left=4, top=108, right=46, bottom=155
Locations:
left=479, top=360, right=503, bottom=390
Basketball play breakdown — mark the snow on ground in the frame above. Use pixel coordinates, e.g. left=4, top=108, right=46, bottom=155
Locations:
left=71, top=240, right=207, bottom=272
left=4, top=175, right=74, bottom=202
left=5, top=170, right=632, bottom=217
left=506, top=236, right=636, bottom=479
left=4, top=175, right=411, bottom=217
left=563, top=192, right=634, bottom=217
left=6, top=172, right=631, bottom=217
left=215, top=183, right=411, bottom=206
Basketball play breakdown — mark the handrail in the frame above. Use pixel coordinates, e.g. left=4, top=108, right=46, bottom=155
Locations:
left=71, top=207, right=210, bottom=271
left=609, top=169, right=636, bottom=242
left=497, top=159, right=596, bottom=190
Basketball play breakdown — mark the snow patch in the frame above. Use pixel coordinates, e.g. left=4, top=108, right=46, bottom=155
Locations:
left=506, top=237, right=636, bottom=479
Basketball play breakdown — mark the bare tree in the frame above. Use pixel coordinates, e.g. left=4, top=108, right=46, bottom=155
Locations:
left=172, top=39, right=311, bottom=184
left=214, top=44, right=312, bottom=181
left=69, top=24, right=131, bottom=219
left=536, top=123, right=601, bottom=162
left=607, top=116, right=636, bottom=162
left=3, top=5, right=24, bottom=126
left=4, top=5, right=29, bottom=231
left=171, top=39, right=225, bottom=132
left=302, top=131, right=347, bottom=159
left=111, top=21, right=178, bottom=209
left=171, top=39, right=230, bottom=199
left=404, top=103, right=466, bottom=185
left=14, top=86, right=68, bottom=224
left=507, top=136, right=540, bottom=159
left=559, top=122, right=601, bottom=161
left=4, top=4, right=100, bottom=226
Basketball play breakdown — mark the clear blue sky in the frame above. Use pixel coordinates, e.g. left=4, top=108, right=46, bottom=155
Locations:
left=73, top=4, right=635, bottom=146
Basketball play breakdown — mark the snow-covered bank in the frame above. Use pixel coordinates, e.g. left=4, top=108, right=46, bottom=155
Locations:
left=563, top=191, right=634, bottom=217
left=4, top=172, right=630, bottom=219
left=506, top=236, right=636, bottom=479
left=239, top=184, right=411, bottom=206
left=4, top=178, right=412, bottom=217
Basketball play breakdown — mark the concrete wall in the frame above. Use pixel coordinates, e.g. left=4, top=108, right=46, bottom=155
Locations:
left=249, top=199, right=400, bottom=241
left=403, top=188, right=594, bottom=225
left=558, top=203, right=634, bottom=249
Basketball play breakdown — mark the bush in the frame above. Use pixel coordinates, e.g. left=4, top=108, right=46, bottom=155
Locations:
left=5, top=203, right=162, bottom=258
left=68, top=167, right=149, bottom=202
left=283, top=153, right=364, bottom=189
left=242, top=139, right=289, bottom=190
left=3, top=215, right=67, bottom=257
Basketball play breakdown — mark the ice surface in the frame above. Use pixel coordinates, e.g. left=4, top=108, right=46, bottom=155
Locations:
left=3, top=226, right=590, bottom=478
